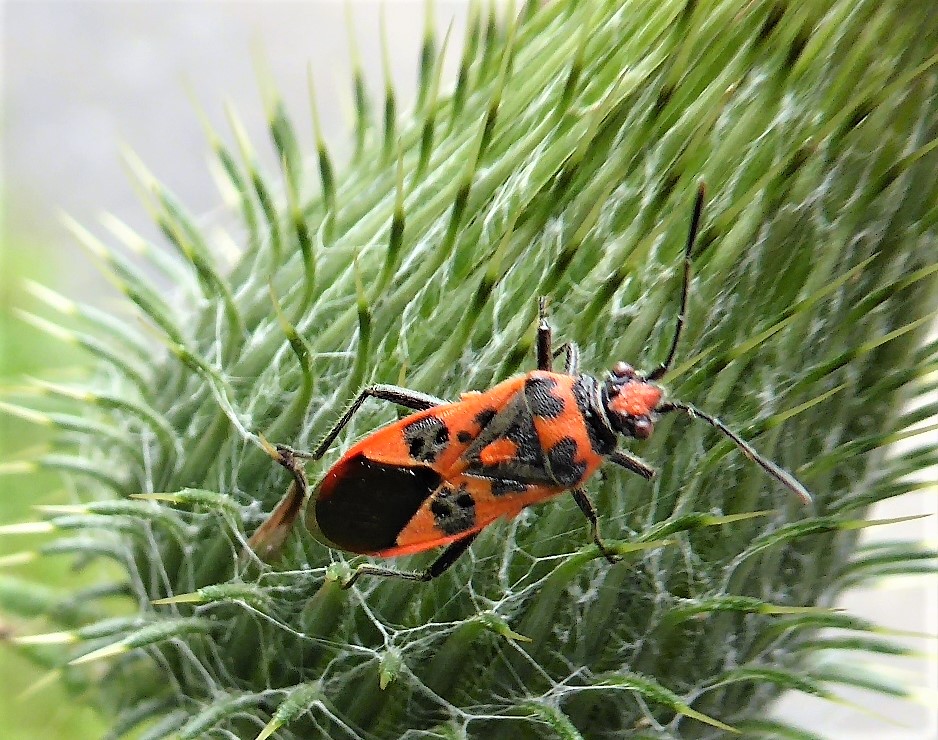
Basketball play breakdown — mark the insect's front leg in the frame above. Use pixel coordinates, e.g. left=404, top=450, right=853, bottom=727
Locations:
left=342, top=533, right=478, bottom=588
left=570, top=487, right=621, bottom=564
left=551, top=342, right=581, bottom=375
left=608, top=450, right=656, bottom=479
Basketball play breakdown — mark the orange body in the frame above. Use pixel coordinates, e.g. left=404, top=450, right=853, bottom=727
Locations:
left=312, top=372, right=609, bottom=557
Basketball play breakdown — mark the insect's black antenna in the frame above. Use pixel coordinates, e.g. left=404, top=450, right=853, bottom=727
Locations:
left=646, top=183, right=706, bottom=382
left=657, top=399, right=814, bottom=506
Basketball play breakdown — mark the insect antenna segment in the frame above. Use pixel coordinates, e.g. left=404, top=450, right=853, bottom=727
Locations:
left=656, top=401, right=814, bottom=506
left=646, top=182, right=706, bottom=382
left=637, top=183, right=813, bottom=507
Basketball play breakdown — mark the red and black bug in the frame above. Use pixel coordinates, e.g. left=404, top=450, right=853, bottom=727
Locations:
left=251, top=184, right=812, bottom=587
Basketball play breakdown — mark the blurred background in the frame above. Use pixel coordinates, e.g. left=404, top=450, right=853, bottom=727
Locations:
left=1, top=3, right=934, bottom=737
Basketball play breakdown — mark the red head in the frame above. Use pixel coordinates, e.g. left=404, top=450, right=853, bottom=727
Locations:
left=602, top=361, right=663, bottom=440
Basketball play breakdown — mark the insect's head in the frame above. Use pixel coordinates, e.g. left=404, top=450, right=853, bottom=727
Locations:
left=602, top=361, right=663, bottom=440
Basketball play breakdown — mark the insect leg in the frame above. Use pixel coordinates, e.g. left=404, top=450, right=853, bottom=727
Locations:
left=570, top=487, right=621, bottom=564
left=251, top=385, right=447, bottom=560
left=608, top=450, right=656, bottom=479
left=537, top=296, right=553, bottom=371
left=551, top=342, right=580, bottom=375
left=342, top=532, right=479, bottom=589
left=537, top=295, right=579, bottom=374
left=308, top=384, right=447, bottom=460
left=545, top=342, right=582, bottom=375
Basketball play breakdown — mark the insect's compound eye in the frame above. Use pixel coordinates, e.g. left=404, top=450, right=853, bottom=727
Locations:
left=633, top=418, right=654, bottom=440
left=611, top=361, right=634, bottom=379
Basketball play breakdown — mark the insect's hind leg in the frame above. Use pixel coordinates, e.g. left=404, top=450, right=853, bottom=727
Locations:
left=295, top=384, right=448, bottom=461
left=342, top=533, right=478, bottom=589
left=251, top=385, right=446, bottom=560
left=570, top=487, right=621, bottom=564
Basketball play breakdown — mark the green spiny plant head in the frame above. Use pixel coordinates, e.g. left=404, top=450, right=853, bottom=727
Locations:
left=2, top=1, right=936, bottom=737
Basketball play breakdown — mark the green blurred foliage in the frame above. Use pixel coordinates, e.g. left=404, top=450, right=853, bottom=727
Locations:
left=0, top=234, right=106, bottom=739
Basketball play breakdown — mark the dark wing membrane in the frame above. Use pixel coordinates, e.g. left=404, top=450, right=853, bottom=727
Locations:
left=314, top=453, right=443, bottom=553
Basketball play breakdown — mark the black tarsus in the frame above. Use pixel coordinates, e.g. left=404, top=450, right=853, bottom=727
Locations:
left=341, top=532, right=479, bottom=588
left=571, top=487, right=620, bottom=563
left=646, top=182, right=706, bottom=382
left=656, top=400, right=813, bottom=506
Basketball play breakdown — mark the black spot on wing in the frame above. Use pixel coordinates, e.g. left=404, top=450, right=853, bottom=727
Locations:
left=524, top=375, right=565, bottom=418
left=572, top=375, right=616, bottom=455
left=490, top=479, right=529, bottom=497
left=315, top=454, right=441, bottom=553
left=505, top=414, right=543, bottom=466
left=474, top=408, right=497, bottom=428
left=403, top=415, right=450, bottom=463
left=457, top=430, right=473, bottom=444
left=430, top=483, right=476, bottom=535
left=546, top=437, right=587, bottom=487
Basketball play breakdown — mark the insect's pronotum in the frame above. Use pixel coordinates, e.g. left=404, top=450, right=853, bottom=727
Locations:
left=251, top=184, right=812, bottom=587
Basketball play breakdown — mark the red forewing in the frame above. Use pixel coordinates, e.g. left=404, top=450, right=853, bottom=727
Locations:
left=312, top=372, right=606, bottom=556
left=310, top=377, right=525, bottom=554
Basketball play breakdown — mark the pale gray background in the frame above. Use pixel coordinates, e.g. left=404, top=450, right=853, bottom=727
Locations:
left=2, top=3, right=935, bottom=737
